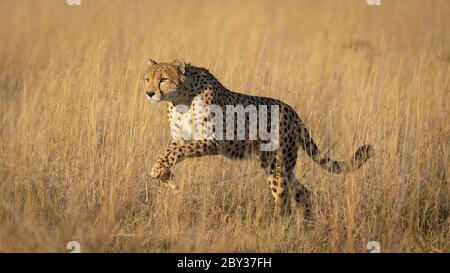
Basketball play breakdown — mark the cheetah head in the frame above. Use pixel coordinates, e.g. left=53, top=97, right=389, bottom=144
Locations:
left=144, top=59, right=186, bottom=103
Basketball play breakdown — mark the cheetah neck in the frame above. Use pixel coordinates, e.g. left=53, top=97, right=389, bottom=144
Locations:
left=185, top=65, right=228, bottom=94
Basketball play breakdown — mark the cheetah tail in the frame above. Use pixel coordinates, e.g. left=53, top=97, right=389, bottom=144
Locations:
left=300, top=134, right=374, bottom=173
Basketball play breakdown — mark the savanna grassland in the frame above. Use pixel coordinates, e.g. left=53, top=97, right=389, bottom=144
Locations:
left=0, top=0, right=449, bottom=252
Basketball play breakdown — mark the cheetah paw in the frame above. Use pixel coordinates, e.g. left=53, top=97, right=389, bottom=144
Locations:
left=150, top=164, right=171, bottom=180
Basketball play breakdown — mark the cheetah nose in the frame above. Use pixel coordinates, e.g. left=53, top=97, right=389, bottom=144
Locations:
left=146, top=91, right=155, bottom=98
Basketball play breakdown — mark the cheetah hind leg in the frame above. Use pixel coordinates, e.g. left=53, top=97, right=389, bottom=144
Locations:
left=290, top=174, right=314, bottom=222
left=268, top=174, right=292, bottom=216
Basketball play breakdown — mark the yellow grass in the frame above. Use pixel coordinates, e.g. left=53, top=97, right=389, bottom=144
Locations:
left=0, top=0, right=449, bottom=252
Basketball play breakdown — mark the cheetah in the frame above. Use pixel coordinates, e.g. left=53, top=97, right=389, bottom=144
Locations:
left=144, top=59, right=374, bottom=215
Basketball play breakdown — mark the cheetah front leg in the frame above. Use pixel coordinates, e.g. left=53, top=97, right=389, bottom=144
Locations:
left=150, top=140, right=219, bottom=183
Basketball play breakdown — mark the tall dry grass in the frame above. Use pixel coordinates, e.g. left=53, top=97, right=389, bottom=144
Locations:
left=0, top=0, right=448, bottom=252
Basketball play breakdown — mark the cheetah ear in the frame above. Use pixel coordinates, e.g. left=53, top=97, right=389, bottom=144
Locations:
left=148, top=58, right=158, bottom=66
left=171, top=59, right=186, bottom=75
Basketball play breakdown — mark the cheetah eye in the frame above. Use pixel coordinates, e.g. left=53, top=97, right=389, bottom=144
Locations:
left=145, top=78, right=150, bottom=83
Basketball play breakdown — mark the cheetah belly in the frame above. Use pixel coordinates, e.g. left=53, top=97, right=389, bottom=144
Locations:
left=220, top=141, right=257, bottom=160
